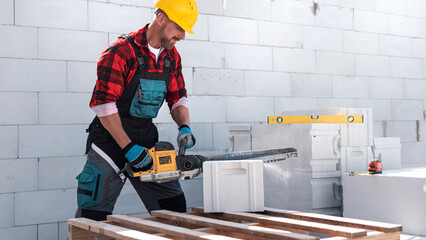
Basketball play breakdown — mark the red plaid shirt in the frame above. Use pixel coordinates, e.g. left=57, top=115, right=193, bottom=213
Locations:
left=90, top=24, right=187, bottom=110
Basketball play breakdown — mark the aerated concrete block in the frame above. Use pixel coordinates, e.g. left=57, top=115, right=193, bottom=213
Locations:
left=0, top=92, right=38, bottom=125
left=38, top=223, right=58, bottom=240
left=39, top=93, right=94, bottom=124
left=355, top=54, right=390, bottom=77
left=373, top=137, right=401, bottom=170
left=258, top=21, right=302, bottom=48
left=109, top=0, right=151, bottom=7
left=0, top=25, right=37, bottom=58
left=0, top=126, right=18, bottom=159
left=38, top=28, right=108, bottom=61
left=213, top=123, right=233, bottom=150
left=408, top=0, right=426, bottom=18
left=0, top=0, right=13, bottom=24
left=342, top=168, right=426, bottom=235
left=275, top=98, right=318, bottom=113
left=390, top=57, right=423, bottom=79
left=401, top=142, right=426, bottom=167
left=419, top=121, right=426, bottom=142
left=225, top=44, right=272, bottom=71
left=16, top=0, right=87, bottom=30
left=0, top=159, right=38, bottom=193
left=203, top=160, right=264, bottom=213
left=39, top=156, right=86, bottom=190
left=317, top=51, right=355, bottom=75
left=391, top=100, right=424, bottom=120
left=340, top=146, right=374, bottom=173
left=186, top=14, right=208, bottom=41
left=209, top=16, right=257, bottom=45
left=314, top=4, right=353, bottom=30
left=226, top=97, right=274, bottom=122
left=357, top=99, right=392, bottom=121
left=271, top=0, right=314, bottom=25
left=339, top=0, right=374, bottom=10
left=0, top=193, right=14, bottom=228
left=375, top=0, right=407, bottom=15
left=354, top=10, right=388, bottom=34
left=178, top=41, right=224, bottom=68
left=332, top=76, right=369, bottom=99
left=245, top=71, right=291, bottom=97
left=342, top=30, right=379, bottom=55
left=273, top=48, right=316, bottom=73
left=385, top=121, right=417, bottom=142
left=223, top=0, right=270, bottom=20
left=379, top=35, right=412, bottom=58
left=67, top=61, right=97, bottom=93
left=228, top=125, right=251, bottom=151
left=15, top=189, right=75, bottom=225
left=180, top=178, right=203, bottom=208
left=89, top=2, right=151, bottom=33
left=0, top=226, right=37, bottom=240
left=388, top=15, right=423, bottom=38
left=189, top=96, right=226, bottom=123
left=370, top=77, right=403, bottom=99
left=303, top=26, right=342, bottom=52
left=404, top=79, right=426, bottom=100
left=193, top=68, right=244, bottom=96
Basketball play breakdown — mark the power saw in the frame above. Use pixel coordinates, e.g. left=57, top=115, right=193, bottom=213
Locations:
left=115, top=139, right=297, bottom=183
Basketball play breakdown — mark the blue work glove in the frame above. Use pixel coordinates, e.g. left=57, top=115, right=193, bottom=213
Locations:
left=122, top=142, right=152, bottom=169
left=177, top=125, right=196, bottom=151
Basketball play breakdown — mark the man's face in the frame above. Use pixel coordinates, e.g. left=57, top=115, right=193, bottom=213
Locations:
left=159, top=16, right=186, bottom=50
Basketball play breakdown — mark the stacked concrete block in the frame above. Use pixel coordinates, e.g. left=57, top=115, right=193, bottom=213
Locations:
left=203, top=160, right=264, bottom=213
left=228, top=125, right=251, bottom=151
left=342, top=168, right=426, bottom=235
left=373, top=137, right=401, bottom=170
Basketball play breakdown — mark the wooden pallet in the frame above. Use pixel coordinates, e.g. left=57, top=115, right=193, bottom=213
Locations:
left=68, top=207, right=402, bottom=240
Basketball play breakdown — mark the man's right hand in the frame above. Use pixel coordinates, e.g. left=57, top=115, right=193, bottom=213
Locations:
left=122, top=142, right=153, bottom=169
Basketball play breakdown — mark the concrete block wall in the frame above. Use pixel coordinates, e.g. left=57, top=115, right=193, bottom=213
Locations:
left=0, top=0, right=426, bottom=239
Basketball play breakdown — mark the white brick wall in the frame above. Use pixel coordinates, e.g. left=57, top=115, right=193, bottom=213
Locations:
left=1, top=0, right=426, bottom=238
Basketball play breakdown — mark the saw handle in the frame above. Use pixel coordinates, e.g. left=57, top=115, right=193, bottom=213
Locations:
left=178, top=137, right=187, bottom=156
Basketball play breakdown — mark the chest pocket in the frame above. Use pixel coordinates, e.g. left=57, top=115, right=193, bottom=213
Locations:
left=129, top=78, right=167, bottom=118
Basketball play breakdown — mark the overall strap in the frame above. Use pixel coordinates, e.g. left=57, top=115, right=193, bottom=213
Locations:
left=118, top=34, right=144, bottom=68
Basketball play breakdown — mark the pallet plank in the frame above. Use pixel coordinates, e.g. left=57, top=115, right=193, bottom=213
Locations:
left=191, top=208, right=366, bottom=238
left=263, top=208, right=402, bottom=233
left=68, top=218, right=171, bottom=240
left=322, top=231, right=400, bottom=240
left=108, top=215, right=240, bottom=240
left=151, top=210, right=318, bottom=240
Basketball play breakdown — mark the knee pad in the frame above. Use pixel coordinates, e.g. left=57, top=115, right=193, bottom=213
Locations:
left=158, top=193, right=187, bottom=213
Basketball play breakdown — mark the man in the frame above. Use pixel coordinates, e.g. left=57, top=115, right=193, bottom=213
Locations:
left=75, top=0, right=198, bottom=221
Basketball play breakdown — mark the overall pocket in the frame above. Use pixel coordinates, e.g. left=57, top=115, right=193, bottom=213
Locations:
left=76, top=162, right=104, bottom=208
left=129, top=78, right=167, bottom=118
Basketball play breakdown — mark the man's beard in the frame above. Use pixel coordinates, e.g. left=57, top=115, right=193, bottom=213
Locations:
left=160, top=37, right=176, bottom=50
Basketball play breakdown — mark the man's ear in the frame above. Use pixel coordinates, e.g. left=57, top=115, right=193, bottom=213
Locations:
left=156, top=13, right=167, bottom=26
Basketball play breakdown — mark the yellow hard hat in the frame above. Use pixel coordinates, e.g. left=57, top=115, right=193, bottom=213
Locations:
left=154, top=0, right=198, bottom=34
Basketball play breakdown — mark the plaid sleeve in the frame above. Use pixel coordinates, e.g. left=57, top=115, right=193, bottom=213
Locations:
left=166, top=51, right=187, bottom=110
left=89, top=43, right=134, bottom=107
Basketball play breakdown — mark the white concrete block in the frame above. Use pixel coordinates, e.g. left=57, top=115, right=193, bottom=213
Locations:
left=189, top=123, right=213, bottom=151
left=203, top=160, right=264, bottom=213
left=258, top=21, right=302, bottom=48
left=0, top=59, right=66, bottom=92
left=310, top=126, right=342, bottom=160
left=223, top=0, right=270, bottom=20
left=0, top=193, right=14, bottom=228
left=354, top=10, right=388, bottom=34
left=340, top=146, right=374, bottom=173
left=39, top=28, right=108, bottom=61
left=15, top=189, right=75, bottom=225
left=374, top=0, right=407, bottom=15
left=386, top=121, right=417, bottom=142
left=311, top=178, right=341, bottom=209
left=67, top=61, right=97, bottom=93
left=0, top=226, right=37, bottom=240
left=39, top=156, right=86, bottom=190
left=357, top=99, right=392, bottom=121
left=196, top=0, right=223, bottom=15
left=39, top=93, right=94, bottom=124
left=0, top=0, right=14, bottom=24
left=339, top=108, right=374, bottom=147
left=180, top=178, right=203, bottom=208
left=0, top=25, right=37, bottom=58
left=370, top=77, right=403, bottom=99
left=193, top=68, right=244, bottom=96
left=213, top=123, right=233, bottom=150
left=226, top=97, right=274, bottom=122
left=88, top=2, right=151, bottom=33
left=19, top=125, right=87, bottom=158
left=271, top=0, right=314, bottom=26
left=109, top=0, right=152, bottom=7
left=355, top=54, right=390, bottom=77
left=0, top=126, right=18, bottom=159
left=332, top=76, right=369, bottom=98
left=379, top=35, right=412, bottom=58
left=314, top=5, right=353, bottom=30
left=225, top=44, right=272, bottom=71
left=303, top=26, right=342, bottom=51
left=155, top=123, right=178, bottom=149
left=411, top=38, right=426, bottom=59
left=16, top=0, right=87, bottom=30
left=391, top=100, right=424, bottom=121
left=390, top=57, right=423, bottom=79
left=317, top=51, right=355, bottom=75
left=209, top=16, right=257, bottom=45
left=373, top=121, right=385, bottom=137
left=342, top=168, right=426, bottom=235
left=317, top=98, right=358, bottom=109
left=275, top=97, right=318, bottom=113
left=290, top=73, right=332, bottom=98
left=407, top=0, right=426, bottom=19
left=245, top=71, right=291, bottom=97
left=274, top=48, right=316, bottom=73
left=388, top=15, right=425, bottom=38
left=178, top=41, right=224, bottom=68
left=373, top=137, right=401, bottom=170
left=153, top=104, right=173, bottom=124
left=342, top=31, right=379, bottom=55
left=0, top=159, right=38, bottom=193
left=0, top=92, right=38, bottom=125
left=423, top=60, right=426, bottom=79
left=189, top=96, right=226, bottom=123
left=419, top=121, right=426, bottom=142
left=186, top=14, right=208, bottom=41
left=182, top=67, right=193, bottom=95
left=58, top=221, right=68, bottom=240
left=38, top=223, right=58, bottom=240
left=401, top=142, right=426, bottom=167
left=228, top=125, right=251, bottom=152
left=339, top=0, right=374, bottom=10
